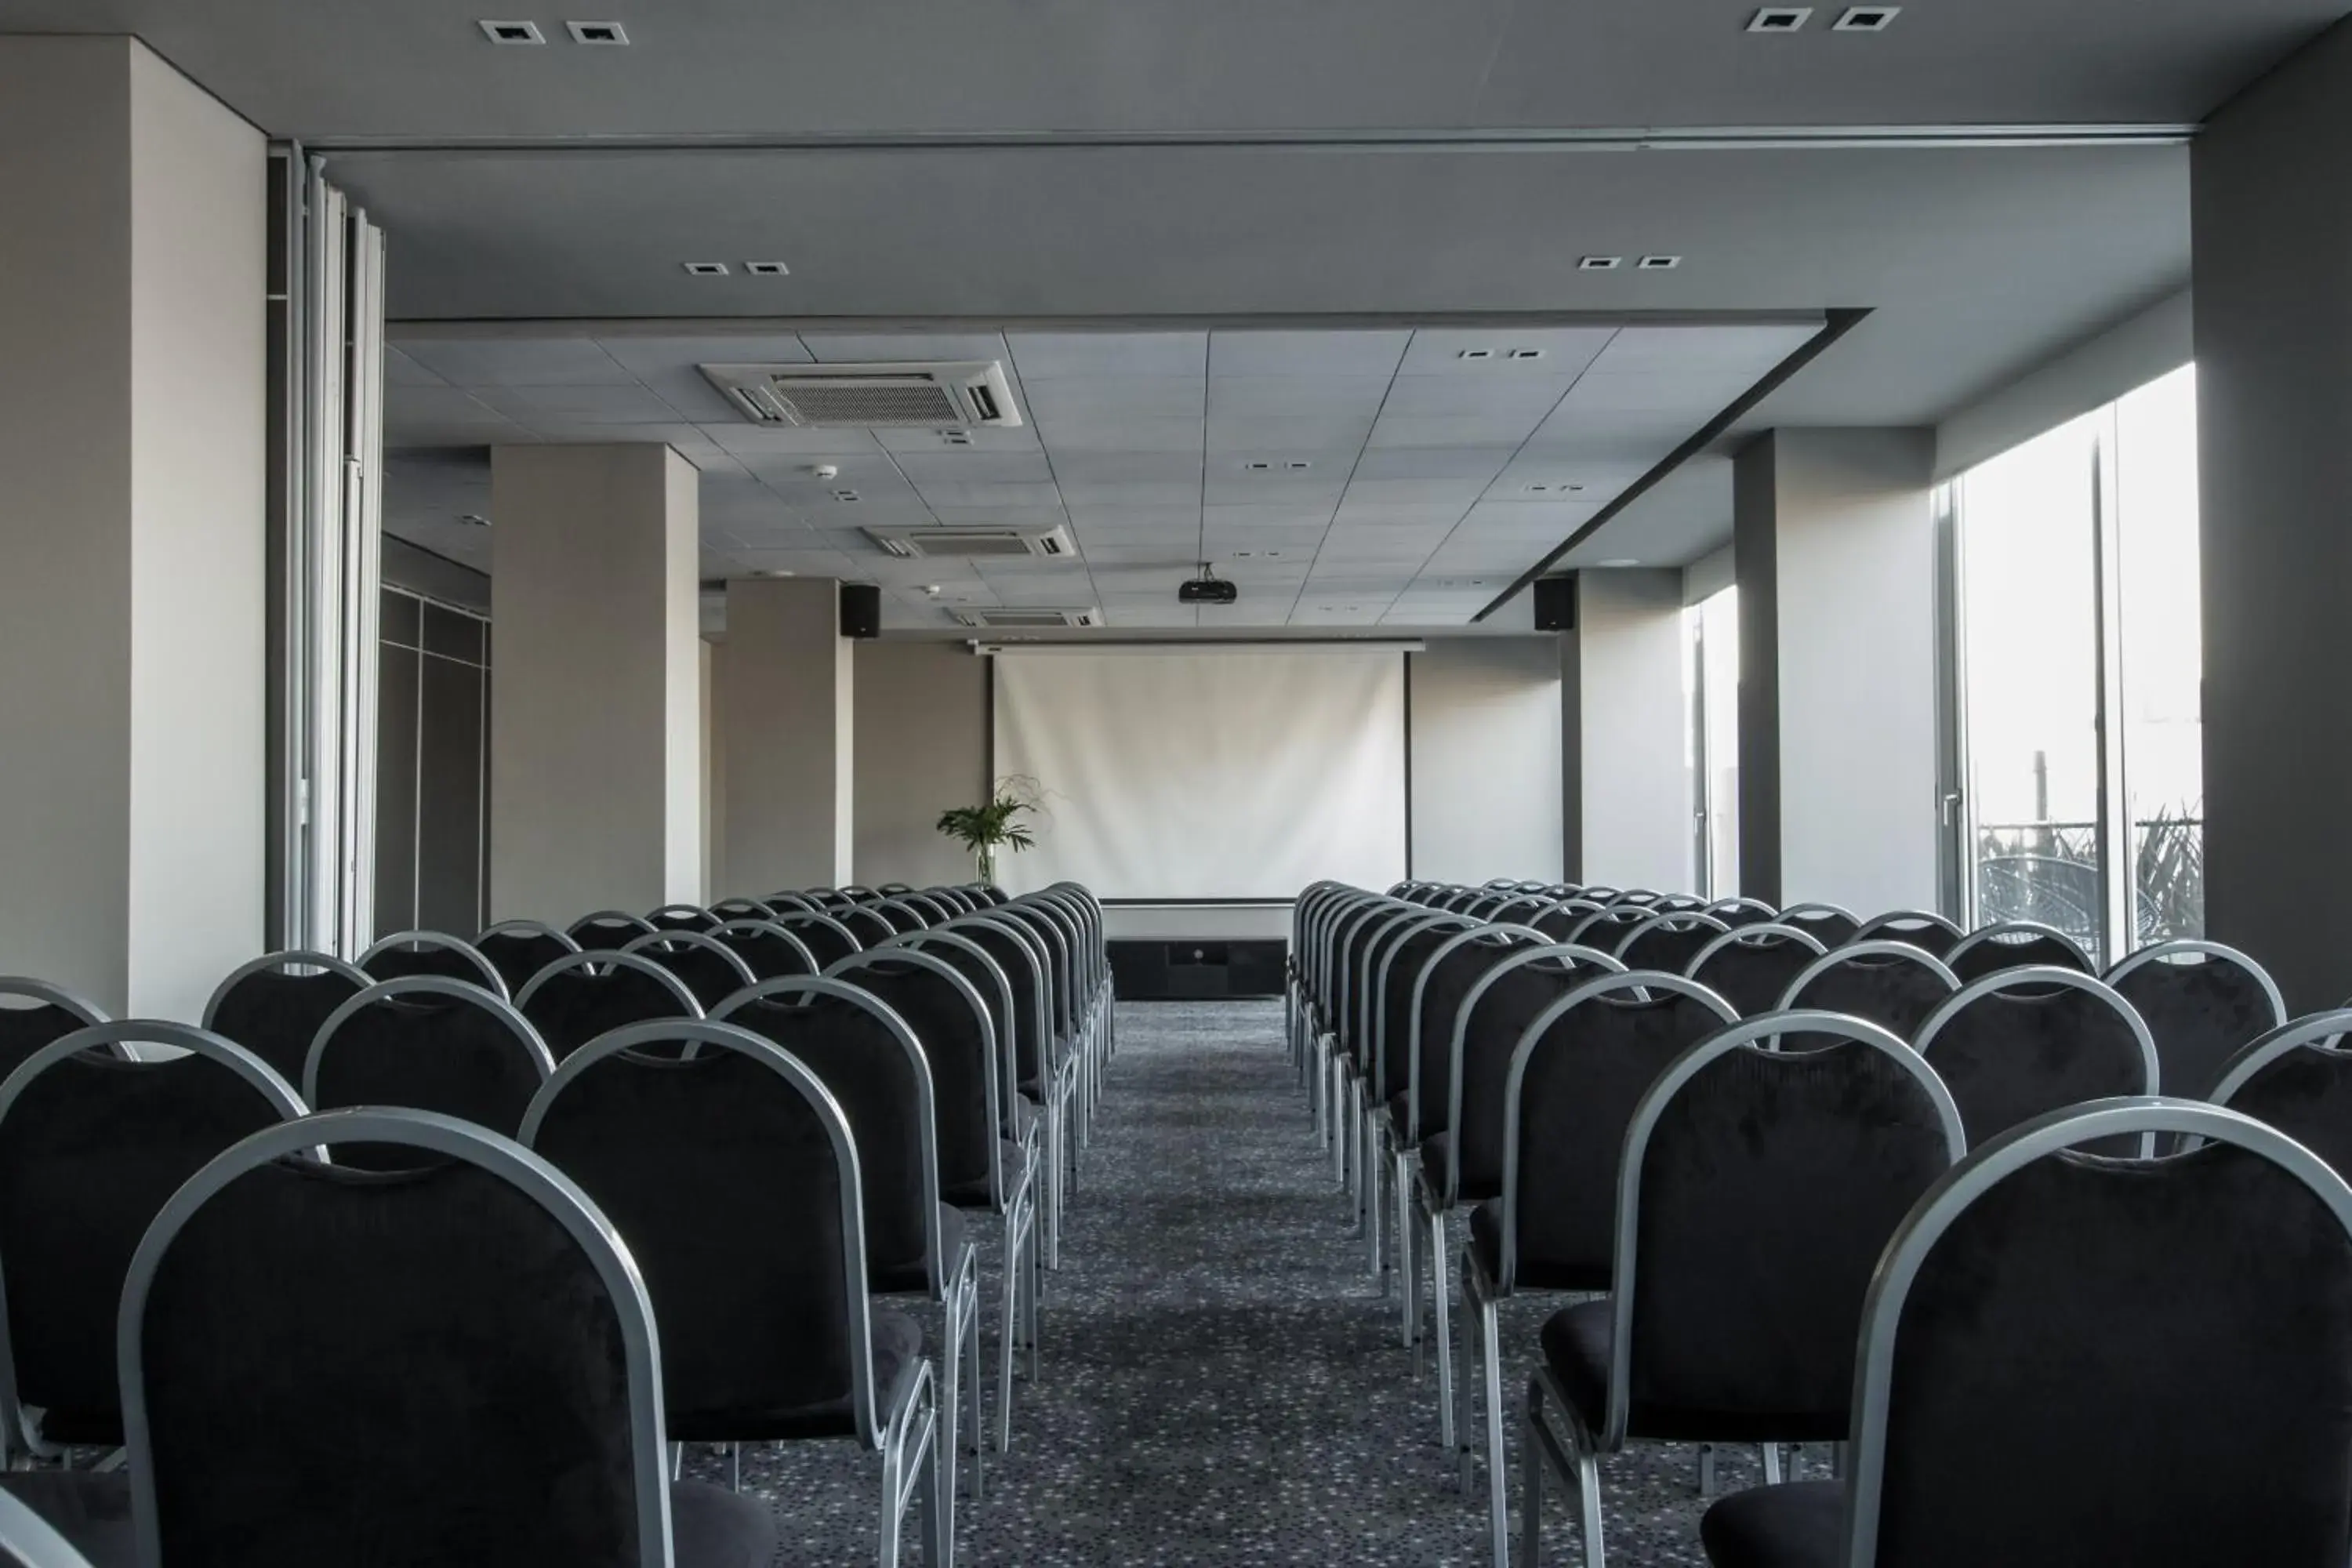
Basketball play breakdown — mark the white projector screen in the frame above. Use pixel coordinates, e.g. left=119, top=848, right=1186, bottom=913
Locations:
left=991, top=648, right=1407, bottom=899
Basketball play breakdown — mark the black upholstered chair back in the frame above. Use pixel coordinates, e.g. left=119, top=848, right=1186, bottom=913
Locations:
left=523, top=1022, right=878, bottom=1444
left=1327, top=900, right=1404, bottom=1069
left=2213, top=1011, right=2352, bottom=1185
left=827, top=951, right=1000, bottom=1203
left=306, top=978, right=555, bottom=1157
left=1780, top=940, right=1961, bottom=1042
left=1947, top=919, right=2096, bottom=982
left=123, top=1109, right=673, bottom=1568
left=474, top=921, right=583, bottom=998
left=1530, top=900, right=1603, bottom=941
left=1776, top=902, right=1860, bottom=946
left=515, top=952, right=702, bottom=1061
left=898, top=931, right=1022, bottom=1140
left=567, top=909, right=658, bottom=952
left=1498, top=974, right=1739, bottom=1290
left=1608, top=1014, right=1963, bottom=1445
left=1703, top=897, right=1778, bottom=930
left=0, top=980, right=108, bottom=1079
left=0, top=1024, right=303, bottom=1452
left=619, top=930, right=757, bottom=1011
left=201, top=953, right=370, bottom=1086
left=1357, top=908, right=1438, bottom=1080
left=869, top=899, right=930, bottom=935
left=1853, top=909, right=1966, bottom=958
left=1914, top=968, right=2158, bottom=1146
left=358, top=930, right=507, bottom=996
left=1565, top=906, right=1649, bottom=951
left=708, top=919, right=819, bottom=982
left=709, top=897, right=779, bottom=923
left=949, top=916, right=1053, bottom=1096
left=1450, top=947, right=1628, bottom=1201
left=1003, top=902, right=1080, bottom=1036
left=1614, top=913, right=1732, bottom=975
left=712, top=979, right=942, bottom=1295
left=644, top=904, right=718, bottom=934
left=0, top=1486, right=96, bottom=1568
left=1847, top=1102, right=2352, bottom=1568
left=775, top=913, right=862, bottom=969
left=1376, top=918, right=1476, bottom=1105
left=1683, top=924, right=1828, bottom=1017
left=835, top=905, right=899, bottom=949
left=2107, top=940, right=2288, bottom=1101
left=1409, top=930, right=1546, bottom=1142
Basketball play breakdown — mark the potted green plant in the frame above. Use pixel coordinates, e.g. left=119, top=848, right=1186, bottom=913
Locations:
left=935, top=777, right=1043, bottom=885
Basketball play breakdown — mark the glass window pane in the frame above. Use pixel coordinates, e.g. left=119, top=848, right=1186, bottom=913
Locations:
left=2115, top=364, right=2204, bottom=943
left=1958, top=410, right=2107, bottom=957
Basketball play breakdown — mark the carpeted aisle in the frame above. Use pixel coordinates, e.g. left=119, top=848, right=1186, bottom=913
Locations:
left=698, top=999, right=1766, bottom=1565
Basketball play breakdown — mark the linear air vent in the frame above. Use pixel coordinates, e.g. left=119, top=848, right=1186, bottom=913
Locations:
left=951, top=607, right=1103, bottom=630
left=865, top=524, right=1076, bottom=561
left=699, top=361, right=1024, bottom=429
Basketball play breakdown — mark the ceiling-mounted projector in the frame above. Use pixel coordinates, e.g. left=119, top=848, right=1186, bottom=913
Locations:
left=1178, top=564, right=1237, bottom=605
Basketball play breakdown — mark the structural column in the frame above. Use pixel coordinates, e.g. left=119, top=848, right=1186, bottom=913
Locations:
left=2192, top=18, right=2352, bottom=1011
left=0, top=38, right=267, bottom=1018
left=717, top=579, right=853, bottom=896
left=489, top=444, right=702, bottom=921
left=1559, top=569, right=1692, bottom=891
left=1733, top=428, right=1939, bottom=913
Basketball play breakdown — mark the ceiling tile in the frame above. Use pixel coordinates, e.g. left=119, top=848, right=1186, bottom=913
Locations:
left=924, top=506, right=1074, bottom=528
left=1352, top=447, right=1517, bottom=482
left=1205, top=412, right=1377, bottom=452
left=1038, top=416, right=1205, bottom=454
left=705, top=425, right=884, bottom=458
left=474, top=385, right=689, bottom=426
left=1377, top=374, right=1579, bottom=419
left=1591, top=322, right=1820, bottom=375
left=905, top=479, right=1066, bottom=511
left=1022, top=378, right=1206, bottom=423
left=797, top=331, right=1011, bottom=364
left=395, top=336, right=636, bottom=387
left=1396, top=328, right=1618, bottom=377
left=871, top=423, right=1042, bottom=454
left=1201, top=502, right=1340, bottom=529
left=1331, top=501, right=1469, bottom=527
left=1009, top=332, right=1207, bottom=379
left=1454, top=499, right=1605, bottom=536
left=1208, top=331, right=1412, bottom=379
left=889, top=451, right=1057, bottom=485
left=384, top=347, right=448, bottom=388
left=1367, top=412, right=1555, bottom=448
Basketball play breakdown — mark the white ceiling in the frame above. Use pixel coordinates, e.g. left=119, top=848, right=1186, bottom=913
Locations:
left=384, top=320, right=1817, bottom=630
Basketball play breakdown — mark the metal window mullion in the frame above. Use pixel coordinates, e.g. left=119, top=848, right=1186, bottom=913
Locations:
left=345, top=209, right=387, bottom=953
left=304, top=167, right=348, bottom=955
left=1932, top=481, right=1966, bottom=923
left=2090, top=415, right=2132, bottom=961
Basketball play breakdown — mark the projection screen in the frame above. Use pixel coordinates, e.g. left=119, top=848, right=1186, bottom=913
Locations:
left=989, top=647, right=1407, bottom=899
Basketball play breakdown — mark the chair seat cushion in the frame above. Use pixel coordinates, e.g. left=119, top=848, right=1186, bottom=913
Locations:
left=1699, top=1479, right=1844, bottom=1568
left=1010, top=1097, right=1038, bottom=1142
left=0, top=1468, right=134, bottom=1568
left=1540, top=1300, right=1847, bottom=1444
left=943, top=1142, right=1028, bottom=1210
left=673, top=1306, right=924, bottom=1443
left=1469, top=1200, right=1609, bottom=1294
left=873, top=1204, right=967, bottom=1296
left=1539, top=1298, right=1614, bottom=1434
left=672, top=1480, right=783, bottom=1568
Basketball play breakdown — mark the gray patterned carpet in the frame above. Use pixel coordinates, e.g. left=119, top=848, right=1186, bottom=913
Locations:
left=694, top=1000, right=1771, bottom=1565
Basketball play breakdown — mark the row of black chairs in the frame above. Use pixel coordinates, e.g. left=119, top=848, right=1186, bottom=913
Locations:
left=1290, top=877, right=2352, bottom=1567
left=0, top=879, right=1114, bottom=1568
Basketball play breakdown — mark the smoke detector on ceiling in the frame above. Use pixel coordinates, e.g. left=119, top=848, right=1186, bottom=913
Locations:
left=701, top=361, right=1024, bottom=429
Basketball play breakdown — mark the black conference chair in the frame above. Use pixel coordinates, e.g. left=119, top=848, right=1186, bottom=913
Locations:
left=0, top=1487, right=99, bottom=1568
left=1852, top=909, right=1965, bottom=957
left=1612, top=913, right=1732, bottom=975
left=645, top=903, right=720, bottom=934
left=619, top=931, right=758, bottom=1011
left=1530, top=901, right=1605, bottom=942
left=474, top=920, right=583, bottom=996
left=1366, top=913, right=1481, bottom=1305
left=867, top=899, right=931, bottom=936
left=1945, top=919, right=2096, bottom=982
left=1774, top=903, right=1860, bottom=947
left=50, top=1106, right=779, bottom=1567
left=1699, top=1101, right=2352, bottom=1568
left=514, top=950, right=702, bottom=1061
left=0, top=981, right=107, bottom=1078
left=1777, top=941, right=1960, bottom=1044
left=521, top=1022, right=944, bottom=1565
left=952, top=913, right=1073, bottom=1267
left=201, top=952, right=371, bottom=1087
left=775, top=912, right=864, bottom=970
left=0, top=1023, right=305, bottom=1461
left=357, top=930, right=508, bottom=996
left=1702, top=898, right=1777, bottom=930
left=1563, top=906, right=1650, bottom=953
left=1911, top=967, right=2158, bottom=1147
left=1519, top=1013, right=1965, bottom=1568
left=836, top=906, right=900, bottom=948
left=568, top=909, right=659, bottom=952
left=305, top=977, right=555, bottom=1162
left=707, top=919, right=820, bottom=982
left=2212, top=1010, right=2352, bottom=1181
left=2107, top=938, right=2288, bottom=1101
left=708, top=897, right=779, bottom=922
left=1466, top=973, right=1739, bottom=1565
left=1682, top=924, right=1828, bottom=1017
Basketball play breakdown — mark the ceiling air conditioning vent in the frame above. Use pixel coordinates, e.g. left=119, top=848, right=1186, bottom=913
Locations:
left=866, top=524, right=1075, bottom=561
left=950, top=607, right=1102, bottom=630
left=700, top=361, right=1023, bottom=429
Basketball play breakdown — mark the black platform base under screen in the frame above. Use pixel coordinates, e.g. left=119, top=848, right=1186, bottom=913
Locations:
left=1109, top=940, right=1287, bottom=1000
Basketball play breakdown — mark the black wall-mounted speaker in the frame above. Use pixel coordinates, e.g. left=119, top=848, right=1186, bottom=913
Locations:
left=1533, top=574, right=1577, bottom=633
left=839, top=582, right=881, bottom=639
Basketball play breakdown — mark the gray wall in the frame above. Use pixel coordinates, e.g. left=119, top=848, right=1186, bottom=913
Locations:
left=853, top=640, right=991, bottom=888
left=2193, top=18, right=2352, bottom=1011
left=0, top=38, right=266, bottom=1018
left=718, top=578, right=852, bottom=895
left=1407, top=637, right=1564, bottom=885
left=1568, top=571, right=1694, bottom=891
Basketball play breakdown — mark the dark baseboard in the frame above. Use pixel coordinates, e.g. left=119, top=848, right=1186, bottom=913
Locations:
left=1110, top=938, right=1288, bottom=1000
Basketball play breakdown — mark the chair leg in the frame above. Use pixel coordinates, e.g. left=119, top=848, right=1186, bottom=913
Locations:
left=1365, top=1122, right=1385, bottom=1280
left=996, top=1216, right=1020, bottom=1453
left=1573, top=1446, right=1606, bottom=1568
left=729, top=1440, right=742, bottom=1494
left=1520, top=1396, right=1543, bottom=1568
left=1482, top=1293, right=1508, bottom=1568
left=1043, top=1101, right=1063, bottom=1272
left=1396, top=1150, right=1418, bottom=1348
left=1761, top=1442, right=1783, bottom=1486
left=924, top=1411, right=951, bottom=1568
left=879, top=1439, right=904, bottom=1568
left=1434, top=1210, right=1459, bottom=1461
left=1697, top=1444, right=1716, bottom=1499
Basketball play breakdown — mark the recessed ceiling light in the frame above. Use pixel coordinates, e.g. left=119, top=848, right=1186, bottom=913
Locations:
left=830, top=489, right=860, bottom=503
left=1506, top=347, right=1544, bottom=361
left=458, top=513, right=490, bottom=527
left=1831, top=5, right=1899, bottom=30
left=756, top=568, right=795, bottom=578
left=681, top=261, right=729, bottom=276
left=743, top=260, right=789, bottom=277
left=478, top=20, right=545, bottom=43
left=1747, top=7, right=1813, bottom=31
left=564, top=20, right=628, bottom=43
left=1457, top=348, right=1495, bottom=361
left=1639, top=255, right=1683, bottom=270
left=1578, top=256, right=1623, bottom=271
left=1597, top=557, right=1642, bottom=568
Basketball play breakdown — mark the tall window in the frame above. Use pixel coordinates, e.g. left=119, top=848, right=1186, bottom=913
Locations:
left=1687, top=586, right=1740, bottom=898
left=1947, top=365, right=2202, bottom=962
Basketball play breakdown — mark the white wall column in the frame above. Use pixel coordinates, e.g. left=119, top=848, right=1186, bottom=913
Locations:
left=1410, top=638, right=1563, bottom=885
left=489, top=443, right=702, bottom=922
left=0, top=37, right=267, bottom=1018
left=718, top=579, right=853, bottom=896
left=1561, top=570, right=1693, bottom=892
left=1733, top=428, right=1938, bottom=913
